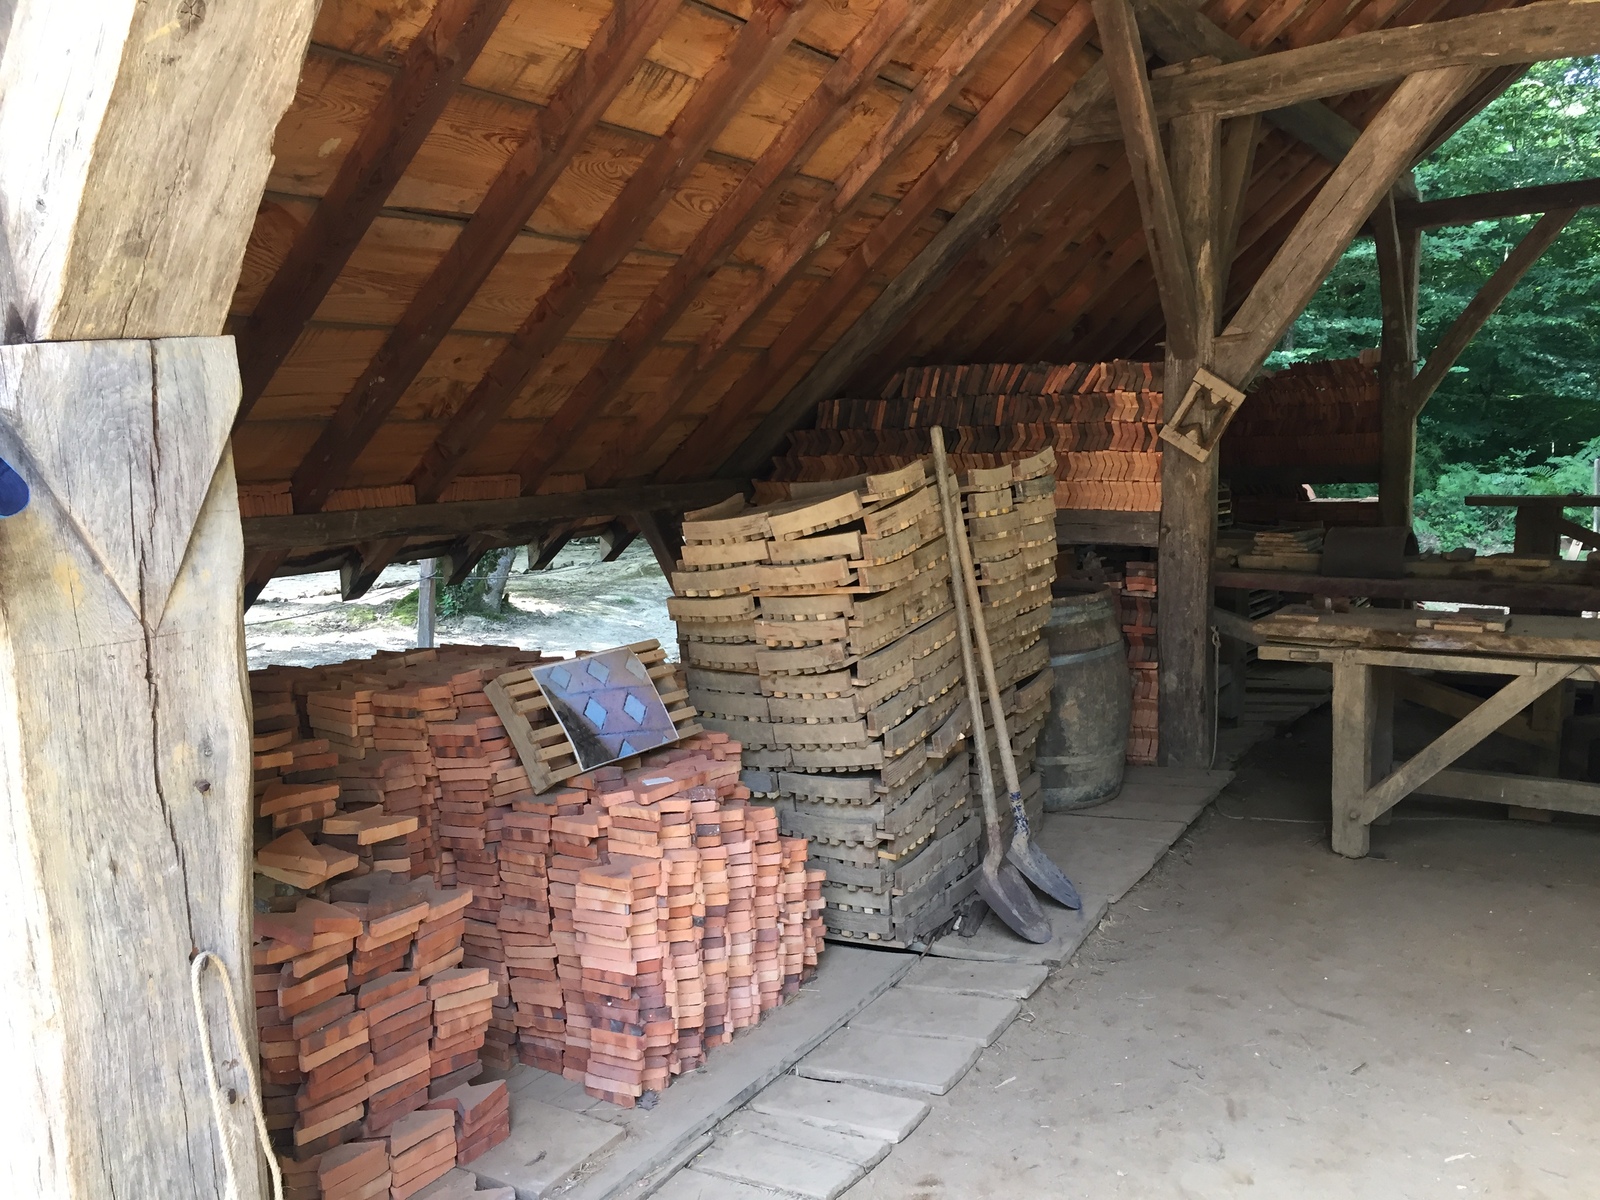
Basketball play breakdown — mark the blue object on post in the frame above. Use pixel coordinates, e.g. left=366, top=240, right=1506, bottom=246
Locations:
left=0, top=456, right=29, bottom=516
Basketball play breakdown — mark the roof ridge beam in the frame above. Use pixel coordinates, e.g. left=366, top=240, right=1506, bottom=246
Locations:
left=234, top=0, right=514, bottom=425
left=406, top=0, right=815, bottom=503
left=286, top=0, right=684, bottom=514
left=505, top=0, right=932, bottom=495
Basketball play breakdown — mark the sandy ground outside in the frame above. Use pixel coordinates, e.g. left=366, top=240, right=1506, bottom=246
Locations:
left=246, top=539, right=676, bottom=670
left=846, top=708, right=1600, bottom=1200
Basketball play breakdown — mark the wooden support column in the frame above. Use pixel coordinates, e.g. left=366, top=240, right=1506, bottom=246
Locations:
left=0, top=6, right=315, bottom=1197
left=1374, top=192, right=1421, bottom=529
left=634, top=510, right=685, bottom=580
left=1159, top=111, right=1224, bottom=767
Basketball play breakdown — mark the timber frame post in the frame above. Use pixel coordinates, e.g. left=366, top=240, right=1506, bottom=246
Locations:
left=0, top=4, right=315, bottom=1197
left=1374, top=191, right=1422, bottom=528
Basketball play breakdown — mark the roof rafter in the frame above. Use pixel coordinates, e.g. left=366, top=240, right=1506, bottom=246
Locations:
left=503, top=0, right=932, bottom=496
left=675, top=4, right=1104, bottom=479
left=406, top=0, right=816, bottom=503
left=233, top=0, right=514, bottom=425
left=287, top=0, right=684, bottom=514
left=583, top=0, right=1056, bottom=484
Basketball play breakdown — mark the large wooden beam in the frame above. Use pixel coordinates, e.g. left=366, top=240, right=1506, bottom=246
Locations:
left=1399, top=176, right=1600, bottom=230
left=0, top=5, right=313, bottom=1195
left=0, top=2, right=313, bottom=342
left=233, top=0, right=513, bottom=425
left=241, top=481, right=743, bottom=553
left=1405, top=207, right=1577, bottom=418
left=1374, top=190, right=1422, bottom=529
left=706, top=37, right=1110, bottom=479
left=1129, top=0, right=1369, bottom=169
left=1158, top=110, right=1223, bottom=768
left=593, top=0, right=1066, bottom=483
left=1092, top=0, right=1199, bottom=359
left=1080, top=0, right=1600, bottom=129
left=407, top=0, right=813, bottom=503
left=286, top=0, right=681, bottom=514
left=1208, top=67, right=1482, bottom=389
left=506, top=0, right=927, bottom=495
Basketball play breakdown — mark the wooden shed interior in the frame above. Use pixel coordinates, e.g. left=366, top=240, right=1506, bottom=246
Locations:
left=4, top=0, right=1599, bottom=1194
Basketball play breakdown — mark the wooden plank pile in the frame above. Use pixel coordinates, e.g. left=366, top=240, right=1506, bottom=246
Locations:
left=1220, top=357, right=1380, bottom=476
left=671, top=454, right=1055, bottom=946
left=1120, top=562, right=1159, bottom=765
left=1238, top=525, right=1325, bottom=571
left=770, top=361, right=1164, bottom=513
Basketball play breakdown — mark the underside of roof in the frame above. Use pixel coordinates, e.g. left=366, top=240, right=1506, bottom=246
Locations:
left=229, top=0, right=1528, bottom=574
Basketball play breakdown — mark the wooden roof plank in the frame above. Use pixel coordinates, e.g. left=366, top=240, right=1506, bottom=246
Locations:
left=505, top=0, right=933, bottom=495
left=676, top=3, right=1103, bottom=479
left=233, top=0, right=514, bottom=425
left=406, top=0, right=815, bottom=503
left=285, top=0, right=684, bottom=513
left=583, top=0, right=1051, bottom=483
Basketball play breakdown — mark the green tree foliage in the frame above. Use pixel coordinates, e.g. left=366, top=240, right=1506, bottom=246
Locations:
left=1268, top=57, right=1600, bottom=540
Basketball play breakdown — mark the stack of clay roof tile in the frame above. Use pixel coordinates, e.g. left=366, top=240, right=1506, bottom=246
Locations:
left=772, top=361, right=1164, bottom=513
left=1120, top=562, right=1158, bottom=765
left=1220, top=357, right=1380, bottom=476
left=252, top=871, right=507, bottom=1188
left=484, top=730, right=822, bottom=1107
left=670, top=463, right=1003, bottom=947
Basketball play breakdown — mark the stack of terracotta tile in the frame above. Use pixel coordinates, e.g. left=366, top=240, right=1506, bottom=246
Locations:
left=772, top=361, right=1165, bottom=512
left=1220, top=357, right=1379, bottom=476
left=384, top=1108, right=458, bottom=1199
left=426, top=1081, right=512, bottom=1171
left=1120, top=562, right=1159, bottom=765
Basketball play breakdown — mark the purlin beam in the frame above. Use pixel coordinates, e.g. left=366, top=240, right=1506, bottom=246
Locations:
left=406, top=0, right=816, bottom=503
left=1400, top=176, right=1600, bottom=230
left=504, top=0, right=930, bottom=496
left=286, top=0, right=683, bottom=514
left=232, top=0, right=513, bottom=425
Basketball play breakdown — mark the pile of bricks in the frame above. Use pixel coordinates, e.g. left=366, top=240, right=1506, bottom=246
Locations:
left=278, top=1095, right=513, bottom=1200
left=1119, top=562, right=1158, bottom=765
left=771, top=361, right=1164, bottom=513
left=495, top=734, right=825, bottom=1106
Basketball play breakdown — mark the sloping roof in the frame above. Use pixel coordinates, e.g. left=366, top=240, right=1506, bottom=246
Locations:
left=229, top=0, right=1524, bottom=570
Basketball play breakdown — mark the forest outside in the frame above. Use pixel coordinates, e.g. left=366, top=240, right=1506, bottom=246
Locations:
left=1268, top=57, right=1600, bottom=552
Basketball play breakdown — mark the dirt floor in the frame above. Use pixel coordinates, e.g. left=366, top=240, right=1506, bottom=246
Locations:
left=848, top=708, right=1600, bottom=1200
left=246, top=539, right=676, bottom=670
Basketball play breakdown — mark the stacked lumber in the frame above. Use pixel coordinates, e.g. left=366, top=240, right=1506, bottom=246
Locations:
left=1238, top=525, right=1325, bottom=571
left=1221, top=358, right=1380, bottom=476
left=1120, top=562, right=1158, bottom=765
left=770, top=361, right=1164, bottom=513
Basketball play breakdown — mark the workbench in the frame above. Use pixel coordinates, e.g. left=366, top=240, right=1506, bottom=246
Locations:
left=1254, top=607, right=1600, bottom=857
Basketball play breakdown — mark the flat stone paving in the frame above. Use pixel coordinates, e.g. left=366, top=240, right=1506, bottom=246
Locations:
left=642, top=766, right=1231, bottom=1200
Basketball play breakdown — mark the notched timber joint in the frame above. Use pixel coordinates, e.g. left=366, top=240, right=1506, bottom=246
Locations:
left=1157, top=367, right=1245, bottom=462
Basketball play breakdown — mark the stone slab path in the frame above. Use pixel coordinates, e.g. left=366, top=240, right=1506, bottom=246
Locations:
left=634, top=767, right=1231, bottom=1200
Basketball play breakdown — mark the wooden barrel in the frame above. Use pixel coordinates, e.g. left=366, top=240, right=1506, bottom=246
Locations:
left=1038, top=586, right=1129, bottom=811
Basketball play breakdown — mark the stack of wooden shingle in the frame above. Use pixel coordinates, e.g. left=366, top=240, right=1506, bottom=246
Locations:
left=772, top=361, right=1165, bottom=512
left=669, top=467, right=990, bottom=946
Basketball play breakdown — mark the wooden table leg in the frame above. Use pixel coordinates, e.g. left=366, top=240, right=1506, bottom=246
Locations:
left=1370, top=666, right=1397, bottom=826
left=1331, top=656, right=1377, bottom=857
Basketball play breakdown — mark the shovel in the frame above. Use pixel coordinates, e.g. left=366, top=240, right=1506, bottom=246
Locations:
left=930, top=429, right=1051, bottom=944
left=932, top=431, right=1082, bottom=911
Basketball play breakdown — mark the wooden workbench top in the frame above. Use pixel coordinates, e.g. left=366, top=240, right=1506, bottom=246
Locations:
left=1253, top=605, right=1600, bottom=660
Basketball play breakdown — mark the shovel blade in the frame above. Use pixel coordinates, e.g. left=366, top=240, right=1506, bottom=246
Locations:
left=977, top=864, right=1053, bottom=944
left=1008, top=843, right=1082, bottom=910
